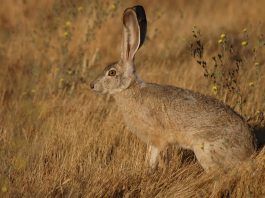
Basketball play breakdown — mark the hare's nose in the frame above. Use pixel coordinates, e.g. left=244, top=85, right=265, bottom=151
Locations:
left=90, top=82, right=94, bottom=89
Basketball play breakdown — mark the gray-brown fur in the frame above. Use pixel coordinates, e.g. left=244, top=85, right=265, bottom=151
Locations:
left=90, top=5, right=256, bottom=171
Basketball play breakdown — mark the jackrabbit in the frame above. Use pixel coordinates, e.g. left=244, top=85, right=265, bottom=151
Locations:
left=90, top=5, right=256, bottom=171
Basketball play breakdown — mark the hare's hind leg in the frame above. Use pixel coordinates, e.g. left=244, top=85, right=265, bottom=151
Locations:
left=194, top=140, right=250, bottom=171
left=193, top=142, right=225, bottom=171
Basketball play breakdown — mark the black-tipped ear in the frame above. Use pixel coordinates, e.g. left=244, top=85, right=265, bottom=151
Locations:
left=121, top=5, right=147, bottom=63
left=132, top=5, right=147, bottom=48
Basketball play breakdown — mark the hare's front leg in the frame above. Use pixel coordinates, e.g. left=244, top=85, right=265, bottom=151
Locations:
left=147, top=145, right=160, bottom=169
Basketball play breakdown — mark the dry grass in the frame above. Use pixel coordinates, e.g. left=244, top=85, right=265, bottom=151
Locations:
left=0, top=0, right=265, bottom=197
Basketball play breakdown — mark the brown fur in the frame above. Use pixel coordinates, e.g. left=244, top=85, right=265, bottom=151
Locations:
left=113, top=79, right=256, bottom=170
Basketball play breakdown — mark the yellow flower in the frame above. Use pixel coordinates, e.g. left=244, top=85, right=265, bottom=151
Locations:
left=78, top=6, right=84, bottom=12
left=220, top=33, right=226, bottom=39
left=63, top=32, right=69, bottom=38
left=65, top=21, right=71, bottom=28
left=255, top=110, right=261, bottom=116
left=255, top=62, right=260, bottom=67
left=110, top=4, right=116, bottom=10
left=212, top=85, right=218, bottom=95
left=241, top=41, right=248, bottom=46
left=1, top=185, right=8, bottom=193
left=218, top=39, right=223, bottom=44
left=248, top=82, right=254, bottom=87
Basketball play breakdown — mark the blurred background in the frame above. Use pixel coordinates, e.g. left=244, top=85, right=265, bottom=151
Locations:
left=0, top=0, right=265, bottom=197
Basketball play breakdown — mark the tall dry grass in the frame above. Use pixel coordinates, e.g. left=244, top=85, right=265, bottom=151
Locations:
left=0, top=0, right=265, bottom=197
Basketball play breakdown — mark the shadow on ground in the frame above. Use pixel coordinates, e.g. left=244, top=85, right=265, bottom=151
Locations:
left=253, top=126, right=265, bottom=150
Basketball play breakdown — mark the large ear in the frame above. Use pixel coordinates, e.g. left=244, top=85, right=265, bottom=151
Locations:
left=121, top=5, right=147, bottom=63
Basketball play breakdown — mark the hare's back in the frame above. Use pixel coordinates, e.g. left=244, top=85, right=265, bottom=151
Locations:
left=141, top=83, right=246, bottom=127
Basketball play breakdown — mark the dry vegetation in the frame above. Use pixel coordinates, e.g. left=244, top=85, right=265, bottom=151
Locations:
left=1, top=0, right=265, bottom=197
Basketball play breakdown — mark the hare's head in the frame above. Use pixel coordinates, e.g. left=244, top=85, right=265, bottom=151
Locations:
left=90, top=5, right=147, bottom=94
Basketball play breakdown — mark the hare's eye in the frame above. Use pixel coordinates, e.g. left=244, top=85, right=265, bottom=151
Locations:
left=108, top=69, right=116, bottom=76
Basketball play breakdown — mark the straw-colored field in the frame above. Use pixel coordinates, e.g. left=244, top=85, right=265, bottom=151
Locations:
left=1, top=0, right=265, bottom=197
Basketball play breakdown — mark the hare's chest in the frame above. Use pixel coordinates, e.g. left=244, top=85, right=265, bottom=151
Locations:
left=119, top=104, right=166, bottom=142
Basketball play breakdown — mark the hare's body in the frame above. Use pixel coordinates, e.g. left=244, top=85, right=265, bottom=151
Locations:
left=114, top=79, right=255, bottom=170
left=90, top=5, right=256, bottom=171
